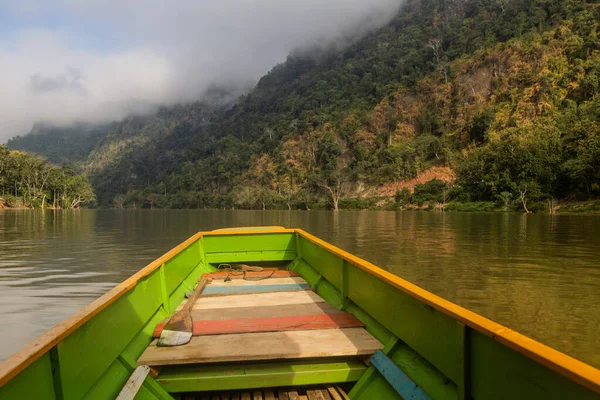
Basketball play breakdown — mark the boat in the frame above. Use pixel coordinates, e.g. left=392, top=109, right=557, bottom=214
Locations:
left=1, top=226, right=599, bottom=400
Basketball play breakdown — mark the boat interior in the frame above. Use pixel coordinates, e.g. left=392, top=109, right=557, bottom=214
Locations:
left=138, top=262, right=382, bottom=400
left=1, top=227, right=599, bottom=400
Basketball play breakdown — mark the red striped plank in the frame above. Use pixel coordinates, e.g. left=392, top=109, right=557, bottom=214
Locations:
left=153, top=313, right=364, bottom=338
left=202, top=270, right=299, bottom=281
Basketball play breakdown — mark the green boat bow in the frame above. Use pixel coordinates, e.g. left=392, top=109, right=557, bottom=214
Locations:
left=0, top=227, right=599, bottom=399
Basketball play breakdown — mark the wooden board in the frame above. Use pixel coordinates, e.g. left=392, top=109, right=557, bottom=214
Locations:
left=176, top=291, right=325, bottom=311
left=208, top=277, right=307, bottom=287
left=203, top=284, right=311, bottom=296
left=115, top=365, right=151, bottom=400
left=370, top=350, right=431, bottom=400
left=188, top=302, right=343, bottom=322
left=138, top=328, right=383, bottom=366
left=153, top=313, right=364, bottom=337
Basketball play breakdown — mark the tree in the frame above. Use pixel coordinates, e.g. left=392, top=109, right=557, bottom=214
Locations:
left=232, top=185, right=258, bottom=209
left=315, top=132, right=352, bottom=210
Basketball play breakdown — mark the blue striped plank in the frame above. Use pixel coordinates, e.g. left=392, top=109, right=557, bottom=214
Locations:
left=202, top=283, right=311, bottom=295
left=370, top=350, right=432, bottom=400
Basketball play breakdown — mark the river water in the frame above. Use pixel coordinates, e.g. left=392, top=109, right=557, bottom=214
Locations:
left=0, top=210, right=599, bottom=368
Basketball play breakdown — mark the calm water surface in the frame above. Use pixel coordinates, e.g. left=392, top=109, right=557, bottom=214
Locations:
left=0, top=210, right=599, bottom=367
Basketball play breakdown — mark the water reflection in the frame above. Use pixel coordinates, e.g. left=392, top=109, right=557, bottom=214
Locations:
left=0, top=209, right=598, bottom=367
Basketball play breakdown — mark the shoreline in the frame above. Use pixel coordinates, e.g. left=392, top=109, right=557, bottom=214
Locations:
left=1, top=201, right=599, bottom=214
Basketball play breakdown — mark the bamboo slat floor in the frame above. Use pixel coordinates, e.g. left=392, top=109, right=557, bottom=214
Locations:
left=182, top=385, right=350, bottom=400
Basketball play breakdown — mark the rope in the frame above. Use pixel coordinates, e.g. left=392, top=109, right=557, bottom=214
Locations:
left=216, top=264, right=275, bottom=282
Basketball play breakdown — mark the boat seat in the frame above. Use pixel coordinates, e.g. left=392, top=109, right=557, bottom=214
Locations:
left=137, top=274, right=383, bottom=385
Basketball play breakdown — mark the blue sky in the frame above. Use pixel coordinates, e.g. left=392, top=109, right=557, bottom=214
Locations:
left=0, top=0, right=404, bottom=141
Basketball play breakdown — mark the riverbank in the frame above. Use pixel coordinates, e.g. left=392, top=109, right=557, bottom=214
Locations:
left=4, top=198, right=600, bottom=214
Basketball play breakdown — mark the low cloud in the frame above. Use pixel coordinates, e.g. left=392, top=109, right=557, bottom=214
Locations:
left=0, top=0, right=404, bottom=141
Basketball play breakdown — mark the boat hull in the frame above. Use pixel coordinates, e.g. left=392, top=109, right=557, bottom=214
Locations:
left=0, top=227, right=598, bottom=399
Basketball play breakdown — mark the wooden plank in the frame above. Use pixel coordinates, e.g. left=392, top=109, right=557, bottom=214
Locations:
left=335, top=385, right=350, bottom=400
left=189, top=302, right=343, bottom=321
left=204, top=271, right=299, bottom=280
left=153, top=313, right=365, bottom=337
left=264, top=391, right=276, bottom=400
left=288, top=392, right=300, bottom=400
left=176, top=291, right=325, bottom=311
left=278, top=391, right=290, bottom=400
left=327, top=387, right=343, bottom=400
left=115, top=365, right=151, bottom=400
left=370, top=350, right=431, bottom=400
left=138, top=328, right=383, bottom=366
left=156, top=359, right=367, bottom=392
left=319, top=390, right=332, bottom=400
left=202, top=283, right=311, bottom=296
left=307, top=390, right=331, bottom=400
left=253, top=391, right=263, bottom=400
left=208, top=277, right=307, bottom=286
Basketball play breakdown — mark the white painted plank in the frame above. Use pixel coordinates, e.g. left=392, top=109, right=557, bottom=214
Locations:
left=176, top=290, right=324, bottom=311
left=115, top=365, right=151, bottom=400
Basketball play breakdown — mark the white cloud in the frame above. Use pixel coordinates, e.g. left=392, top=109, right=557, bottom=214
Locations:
left=0, top=0, right=404, bottom=141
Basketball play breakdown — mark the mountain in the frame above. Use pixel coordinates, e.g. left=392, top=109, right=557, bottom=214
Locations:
left=8, top=0, right=600, bottom=212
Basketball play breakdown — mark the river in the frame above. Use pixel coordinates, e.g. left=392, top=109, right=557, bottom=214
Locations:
left=0, top=209, right=598, bottom=368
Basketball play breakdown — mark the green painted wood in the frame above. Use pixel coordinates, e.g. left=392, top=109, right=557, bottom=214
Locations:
left=159, top=264, right=171, bottom=314
left=50, top=346, right=64, bottom=400
left=56, top=270, right=164, bottom=400
left=165, top=261, right=214, bottom=313
left=164, top=241, right=202, bottom=295
left=156, top=360, right=367, bottom=393
left=345, top=302, right=394, bottom=345
left=0, top=353, right=56, bottom=400
left=295, top=233, right=303, bottom=259
left=457, top=323, right=470, bottom=400
left=388, top=342, right=456, bottom=400
left=341, top=260, right=350, bottom=303
left=292, top=260, right=322, bottom=288
left=117, top=355, right=173, bottom=400
left=205, top=250, right=296, bottom=263
left=202, top=233, right=295, bottom=254
left=82, top=357, right=170, bottom=400
left=352, top=373, right=403, bottom=400
left=348, top=337, right=399, bottom=399
left=315, top=279, right=345, bottom=310
left=199, top=236, right=207, bottom=265
left=470, top=330, right=599, bottom=400
left=297, top=236, right=343, bottom=290
left=345, top=264, right=463, bottom=384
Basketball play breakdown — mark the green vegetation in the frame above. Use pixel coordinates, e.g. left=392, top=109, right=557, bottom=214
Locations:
left=7, top=0, right=600, bottom=212
left=0, top=145, right=95, bottom=209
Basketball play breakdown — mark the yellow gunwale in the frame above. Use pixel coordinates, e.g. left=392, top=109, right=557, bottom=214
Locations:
left=0, top=227, right=598, bottom=396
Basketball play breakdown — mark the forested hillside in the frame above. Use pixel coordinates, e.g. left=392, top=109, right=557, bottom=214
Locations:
left=0, top=145, right=95, bottom=209
left=8, top=0, right=600, bottom=212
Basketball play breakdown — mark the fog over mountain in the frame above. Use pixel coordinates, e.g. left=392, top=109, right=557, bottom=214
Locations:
left=0, top=0, right=404, bottom=141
